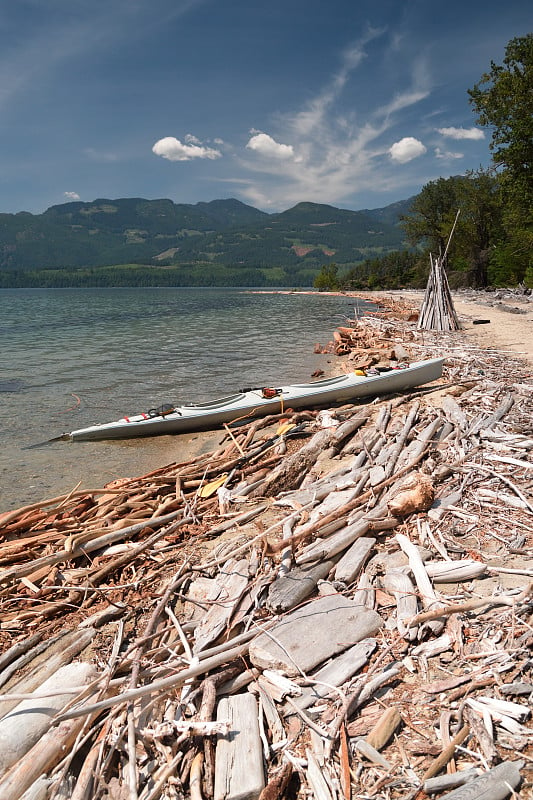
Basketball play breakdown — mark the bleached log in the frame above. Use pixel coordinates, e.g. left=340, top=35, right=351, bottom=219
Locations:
left=477, top=488, right=530, bottom=510
left=352, top=573, right=375, bottom=609
left=257, top=685, right=286, bottom=747
left=19, top=775, right=56, bottom=800
left=267, top=559, right=335, bottom=614
left=463, top=706, right=498, bottom=763
left=297, top=519, right=370, bottom=565
left=383, top=402, right=419, bottom=478
left=257, top=670, right=302, bottom=703
left=293, top=638, right=377, bottom=710
left=440, top=395, right=468, bottom=429
left=0, top=626, right=99, bottom=720
left=305, top=750, right=335, bottom=800
left=0, top=711, right=99, bottom=800
left=433, top=760, right=523, bottom=799
left=425, top=559, right=487, bottom=583
left=251, top=428, right=337, bottom=497
left=249, top=595, right=383, bottom=676
left=0, top=661, right=97, bottom=776
left=305, top=486, right=363, bottom=527
left=193, top=558, right=250, bottom=653
left=423, top=769, right=479, bottom=795
left=354, top=739, right=392, bottom=768
left=412, top=633, right=453, bottom=658
left=382, top=569, right=418, bottom=640
left=393, top=416, right=443, bottom=473
left=214, top=693, right=265, bottom=800
left=396, top=532, right=445, bottom=635
left=334, top=537, right=376, bottom=584
left=468, top=394, right=514, bottom=436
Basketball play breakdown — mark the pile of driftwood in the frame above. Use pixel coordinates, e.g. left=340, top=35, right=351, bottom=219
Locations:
left=417, top=255, right=460, bottom=332
left=0, top=305, right=532, bottom=800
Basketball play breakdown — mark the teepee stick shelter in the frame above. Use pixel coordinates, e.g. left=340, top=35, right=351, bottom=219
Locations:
left=418, top=211, right=461, bottom=332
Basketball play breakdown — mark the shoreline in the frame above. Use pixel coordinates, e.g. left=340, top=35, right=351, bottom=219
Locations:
left=1, top=297, right=531, bottom=794
left=255, top=288, right=533, bottom=367
left=349, top=289, right=533, bottom=366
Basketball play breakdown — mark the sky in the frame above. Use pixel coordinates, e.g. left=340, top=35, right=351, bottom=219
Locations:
left=0, top=0, right=530, bottom=215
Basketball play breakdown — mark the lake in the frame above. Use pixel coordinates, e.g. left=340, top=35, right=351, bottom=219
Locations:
left=0, top=287, right=372, bottom=510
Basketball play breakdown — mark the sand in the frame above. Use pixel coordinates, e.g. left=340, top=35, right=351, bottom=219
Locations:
left=359, top=289, right=533, bottom=366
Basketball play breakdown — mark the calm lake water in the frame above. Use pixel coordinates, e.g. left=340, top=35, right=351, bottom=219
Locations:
left=0, top=287, right=372, bottom=511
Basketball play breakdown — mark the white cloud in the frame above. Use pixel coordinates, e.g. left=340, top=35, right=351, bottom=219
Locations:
left=64, top=191, right=81, bottom=201
left=229, top=31, right=435, bottom=209
left=435, top=147, right=463, bottom=160
left=389, top=137, right=427, bottom=163
left=437, top=126, right=485, bottom=140
left=152, top=136, right=222, bottom=162
left=382, top=89, right=430, bottom=116
left=246, top=133, right=295, bottom=159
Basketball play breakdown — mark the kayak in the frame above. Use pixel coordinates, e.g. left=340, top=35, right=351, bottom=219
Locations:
left=65, top=358, right=444, bottom=441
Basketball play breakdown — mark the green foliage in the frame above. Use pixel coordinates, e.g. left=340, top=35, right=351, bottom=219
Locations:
left=0, top=198, right=407, bottom=286
left=468, top=35, right=533, bottom=198
left=400, top=177, right=460, bottom=255
left=314, top=263, right=339, bottom=291
left=340, top=250, right=425, bottom=290
left=468, top=34, right=533, bottom=285
left=399, top=170, right=518, bottom=287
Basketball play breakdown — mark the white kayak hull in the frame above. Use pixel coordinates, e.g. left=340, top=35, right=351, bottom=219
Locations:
left=67, top=358, right=444, bottom=441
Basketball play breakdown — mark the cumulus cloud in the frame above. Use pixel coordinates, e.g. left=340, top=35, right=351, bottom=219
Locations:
left=389, top=137, right=427, bottom=163
left=64, top=191, right=81, bottom=200
left=152, top=136, right=222, bottom=162
left=246, top=133, right=295, bottom=159
left=437, top=126, right=484, bottom=140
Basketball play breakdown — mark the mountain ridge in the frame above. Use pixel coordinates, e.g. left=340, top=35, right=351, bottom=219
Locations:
left=0, top=196, right=414, bottom=286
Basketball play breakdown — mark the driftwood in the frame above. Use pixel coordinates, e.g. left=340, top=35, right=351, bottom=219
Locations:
left=214, top=694, right=265, bottom=800
left=0, top=297, right=531, bottom=799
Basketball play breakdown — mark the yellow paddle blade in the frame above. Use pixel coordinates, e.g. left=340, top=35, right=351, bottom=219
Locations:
left=276, top=422, right=296, bottom=436
left=198, top=473, right=229, bottom=498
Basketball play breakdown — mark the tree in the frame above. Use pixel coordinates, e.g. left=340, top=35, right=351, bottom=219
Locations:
left=468, top=34, right=533, bottom=284
left=468, top=34, right=533, bottom=197
left=452, top=169, right=503, bottom=287
left=313, top=262, right=339, bottom=291
left=400, top=172, right=505, bottom=287
left=400, top=177, right=460, bottom=255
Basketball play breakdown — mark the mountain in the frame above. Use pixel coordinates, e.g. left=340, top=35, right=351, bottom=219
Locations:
left=0, top=196, right=410, bottom=286
left=361, top=196, right=415, bottom=226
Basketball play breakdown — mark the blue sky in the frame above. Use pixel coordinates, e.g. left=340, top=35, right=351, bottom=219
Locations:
left=0, top=0, right=530, bottom=215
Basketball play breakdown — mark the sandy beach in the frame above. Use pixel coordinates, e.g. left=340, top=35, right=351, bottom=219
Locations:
left=359, top=289, right=533, bottom=366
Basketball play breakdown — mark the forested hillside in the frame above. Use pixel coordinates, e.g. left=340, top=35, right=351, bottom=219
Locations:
left=0, top=197, right=410, bottom=287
